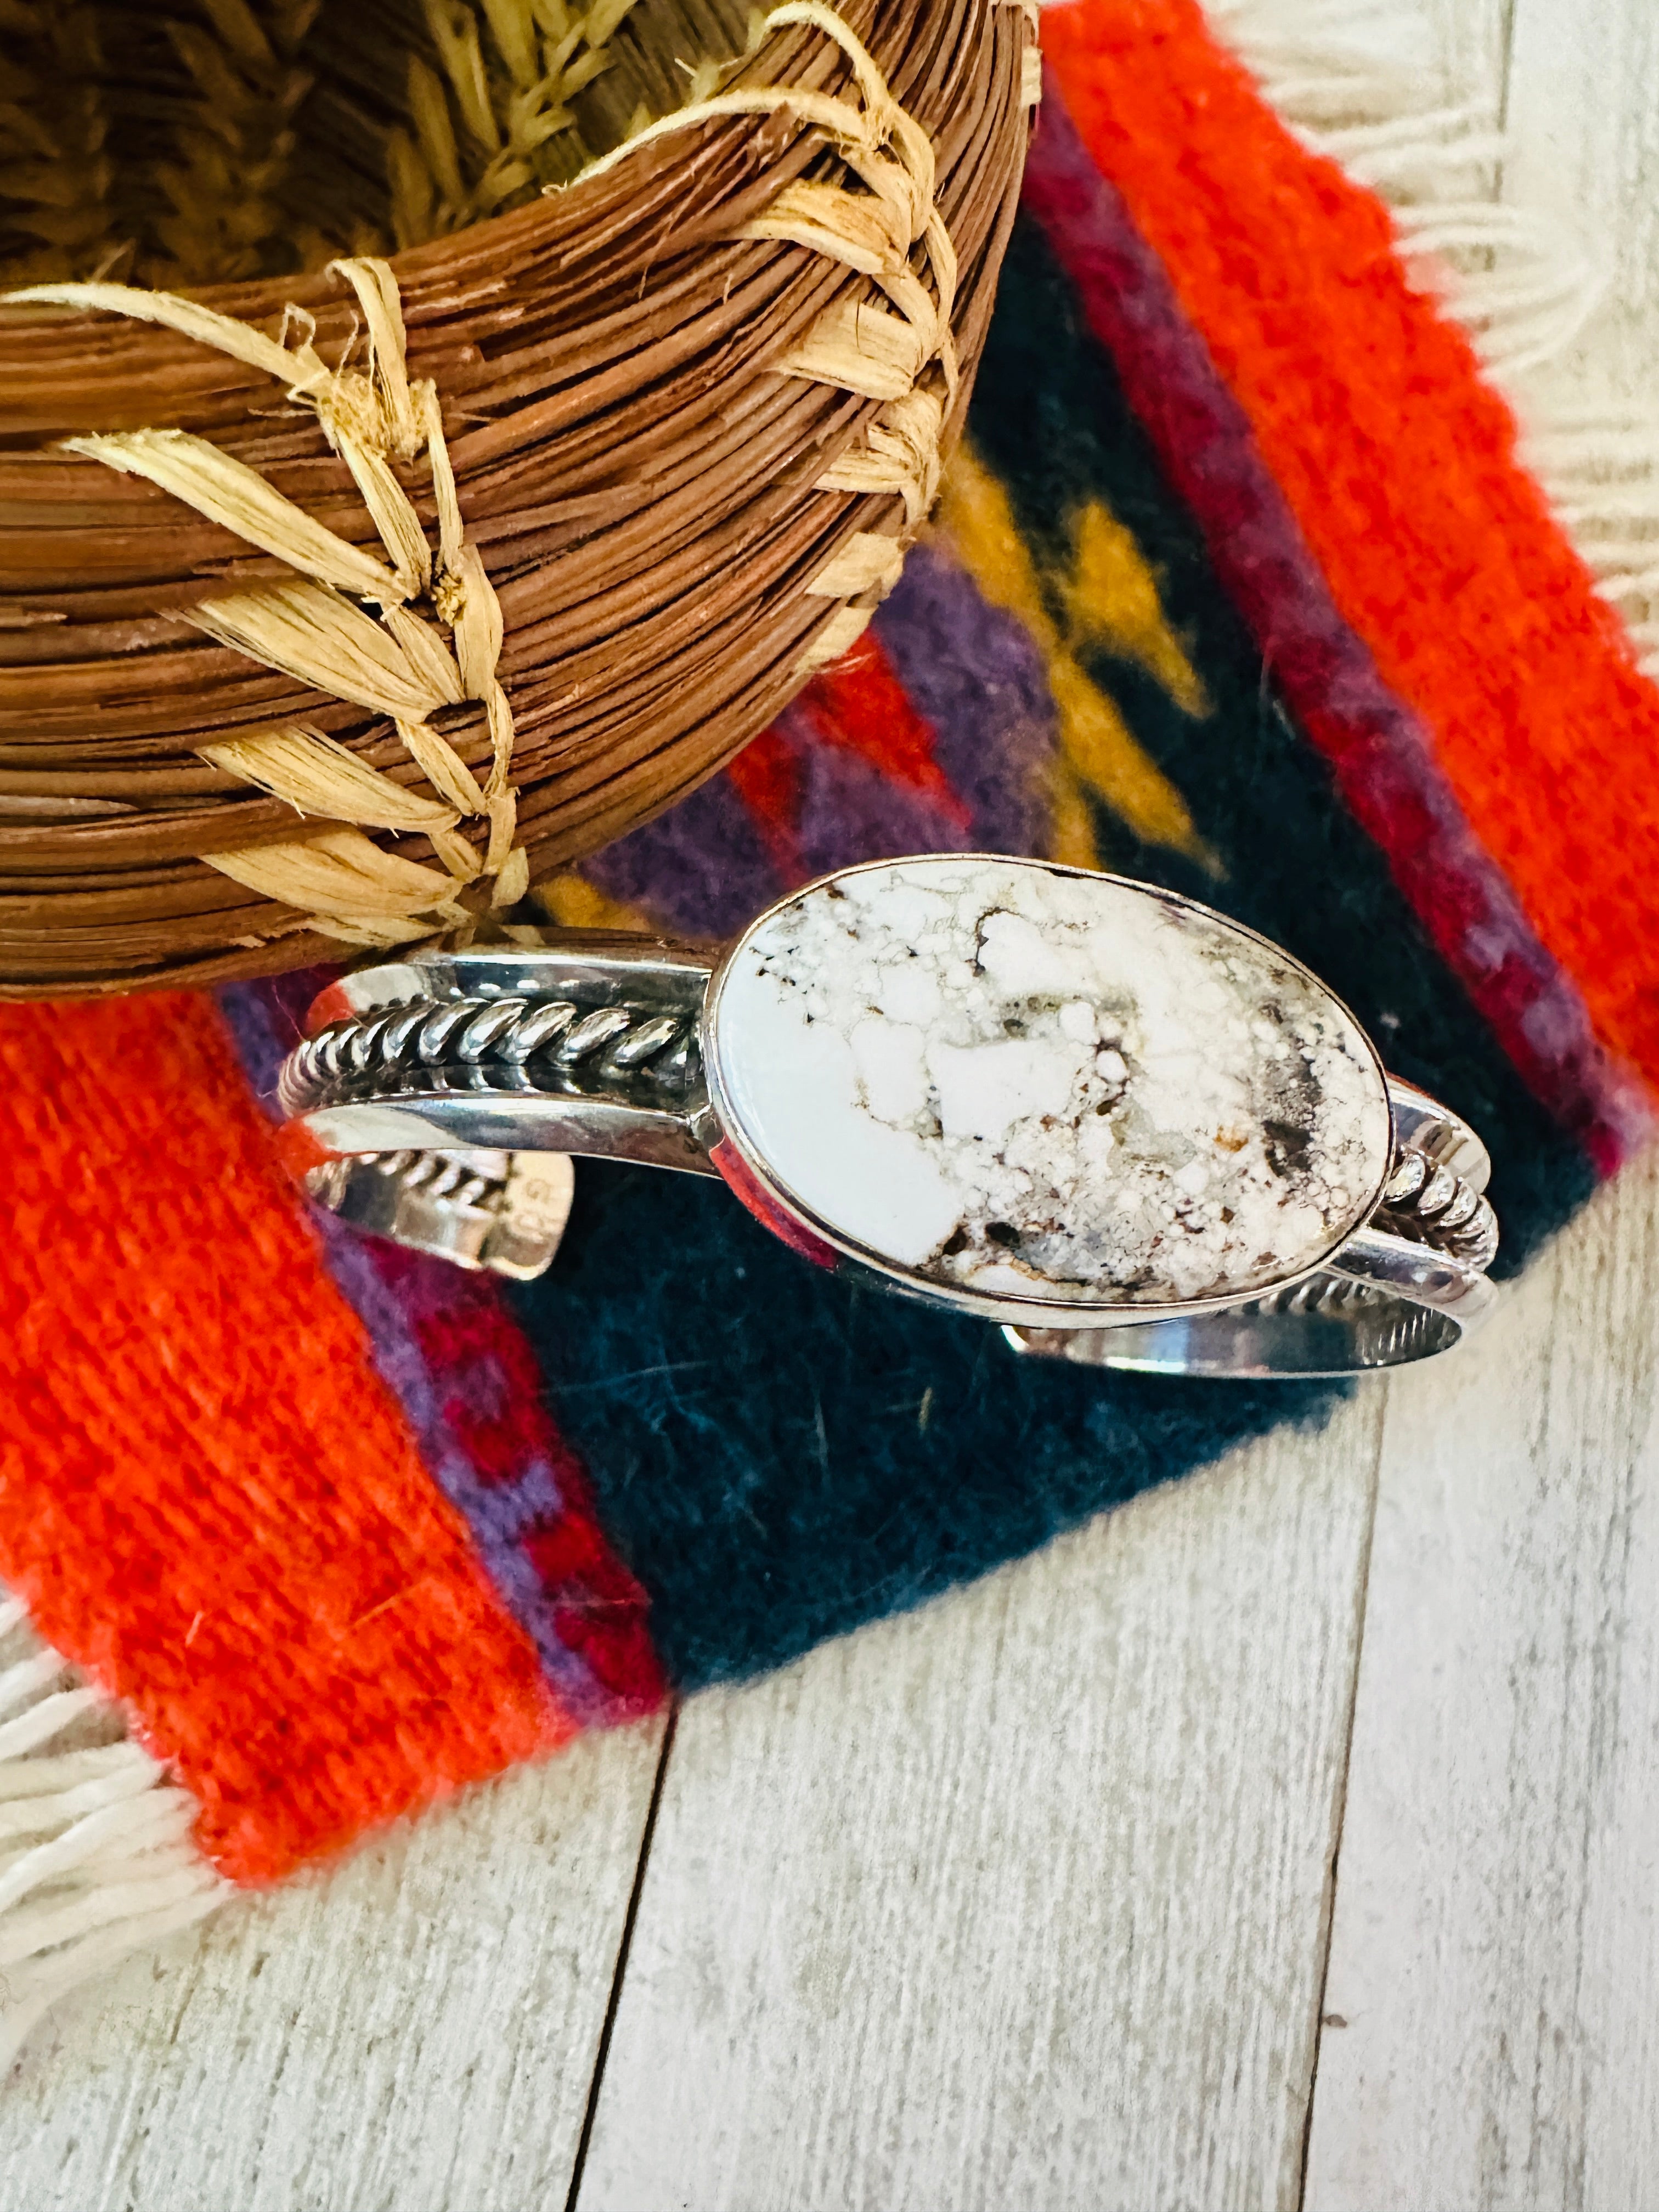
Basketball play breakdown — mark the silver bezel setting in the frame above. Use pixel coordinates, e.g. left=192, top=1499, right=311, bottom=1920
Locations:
left=698, top=855, right=1397, bottom=1331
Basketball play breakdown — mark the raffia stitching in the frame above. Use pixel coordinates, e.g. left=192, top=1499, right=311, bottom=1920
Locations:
left=578, top=0, right=966, bottom=674
left=8, top=256, right=527, bottom=947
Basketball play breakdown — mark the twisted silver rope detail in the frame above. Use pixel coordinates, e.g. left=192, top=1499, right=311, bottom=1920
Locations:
left=279, top=992, right=701, bottom=1115
left=1245, top=1273, right=1390, bottom=1317
left=1373, top=1144, right=1499, bottom=1271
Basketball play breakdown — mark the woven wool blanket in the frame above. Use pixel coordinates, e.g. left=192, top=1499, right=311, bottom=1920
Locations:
left=4, top=0, right=1657, bottom=2057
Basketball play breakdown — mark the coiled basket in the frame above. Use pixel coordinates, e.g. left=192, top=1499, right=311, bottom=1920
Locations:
left=0, top=0, right=1032, bottom=993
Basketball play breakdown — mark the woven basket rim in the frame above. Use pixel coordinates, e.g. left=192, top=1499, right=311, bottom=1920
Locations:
left=1, top=0, right=879, bottom=335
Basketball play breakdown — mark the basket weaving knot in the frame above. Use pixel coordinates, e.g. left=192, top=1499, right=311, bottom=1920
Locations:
left=431, top=566, right=469, bottom=627
left=5, top=253, right=527, bottom=949
left=310, top=365, right=411, bottom=459
left=583, top=0, right=973, bottom=678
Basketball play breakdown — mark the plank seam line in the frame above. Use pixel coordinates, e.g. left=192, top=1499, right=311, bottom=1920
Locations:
left=1295, top=1399, right=1387, bottom=2210
left=1497, top=0, right=1521, bottom=133
left=565, top=1701, right=680, bottom=2212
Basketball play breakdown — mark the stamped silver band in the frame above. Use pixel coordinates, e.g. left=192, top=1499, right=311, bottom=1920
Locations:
left=275, top=859, right=1500, bottom=1375
left=301, top=1147, right=577, bottom=1281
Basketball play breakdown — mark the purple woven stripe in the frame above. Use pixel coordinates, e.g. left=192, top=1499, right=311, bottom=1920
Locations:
left=217, top=980, right=636, bottom=1730
left=872, top=538, right=1056, bottom=859
left=586, top=539, right=1056, bottom=936
left=1025, top=75, right=1647, bottom=1170
left=779, top=697, right=974, bottom=873
left=585, top=764, right=786, bottom=939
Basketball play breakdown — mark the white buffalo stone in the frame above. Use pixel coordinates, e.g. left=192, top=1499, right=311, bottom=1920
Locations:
left=707, top=857, right=1392, bottom=1308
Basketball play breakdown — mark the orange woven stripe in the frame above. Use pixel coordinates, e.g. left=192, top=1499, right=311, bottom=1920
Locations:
left=0, top=994, right=573, bottom=1884
left=1044, top=0, right=1659, bottom=1082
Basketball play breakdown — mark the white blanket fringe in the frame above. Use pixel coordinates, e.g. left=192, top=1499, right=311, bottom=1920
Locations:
left=0, top=1593, right=230, bottom=2075
left=1210, top=0, right=1610, bottom=373
left=1209, top=0, right=1659, bottom=678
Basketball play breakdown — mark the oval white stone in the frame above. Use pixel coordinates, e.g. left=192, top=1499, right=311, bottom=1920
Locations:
left=705, top=857, right=1393, bottom=1310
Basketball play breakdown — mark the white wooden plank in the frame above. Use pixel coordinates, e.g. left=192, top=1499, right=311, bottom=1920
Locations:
left=0, top=1723, right=663, bottom=2212
left=1304, top=1159, right=1659, bottom=2208
left=1302, top=0, right=1659, bottom=2192
left=1347, top=0, right=1508, bottom=89
left=1503, top=0, right=1659, bottom=394
left=1429, top=0, right=1509, bottom=92
left=575, top=1398, right=1384, bottom=2212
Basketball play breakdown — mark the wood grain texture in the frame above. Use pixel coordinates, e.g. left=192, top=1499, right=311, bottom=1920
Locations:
left=1304, top=1158, right=1659, bottom=2208
left=1504, top=0, right=1659, bottom=393
left=1334, top=0, right=1507, bottom=93
left=1300, top=0, right=1659, bottom=2196
left=575, top=1401, right=1384, bottom=2212
left=0, top=1725, right=663, bottom=2212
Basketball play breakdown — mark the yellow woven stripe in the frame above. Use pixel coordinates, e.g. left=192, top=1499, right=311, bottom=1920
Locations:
left=534, top=872, right=656, bottom=933
left=937, top=444, right=1214, bottom=868
left=1065, top=500, right=1209, bottom=719
left=1046, top=763, right=1103, bottom=873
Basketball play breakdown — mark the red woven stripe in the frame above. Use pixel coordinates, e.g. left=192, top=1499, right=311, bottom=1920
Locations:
left=724, top=724, right=806, bottom=883
left=1044, top=0, right=1659, bottom=1086
left=799, top=642, right=973, bottom=831
left=0, top=995, right=574, bottom=1884
left=365, top=1235, right=667, bottom=1720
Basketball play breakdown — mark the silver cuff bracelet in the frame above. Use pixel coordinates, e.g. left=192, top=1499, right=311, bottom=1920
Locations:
left=276, top=855, right=1499, bottom=1379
